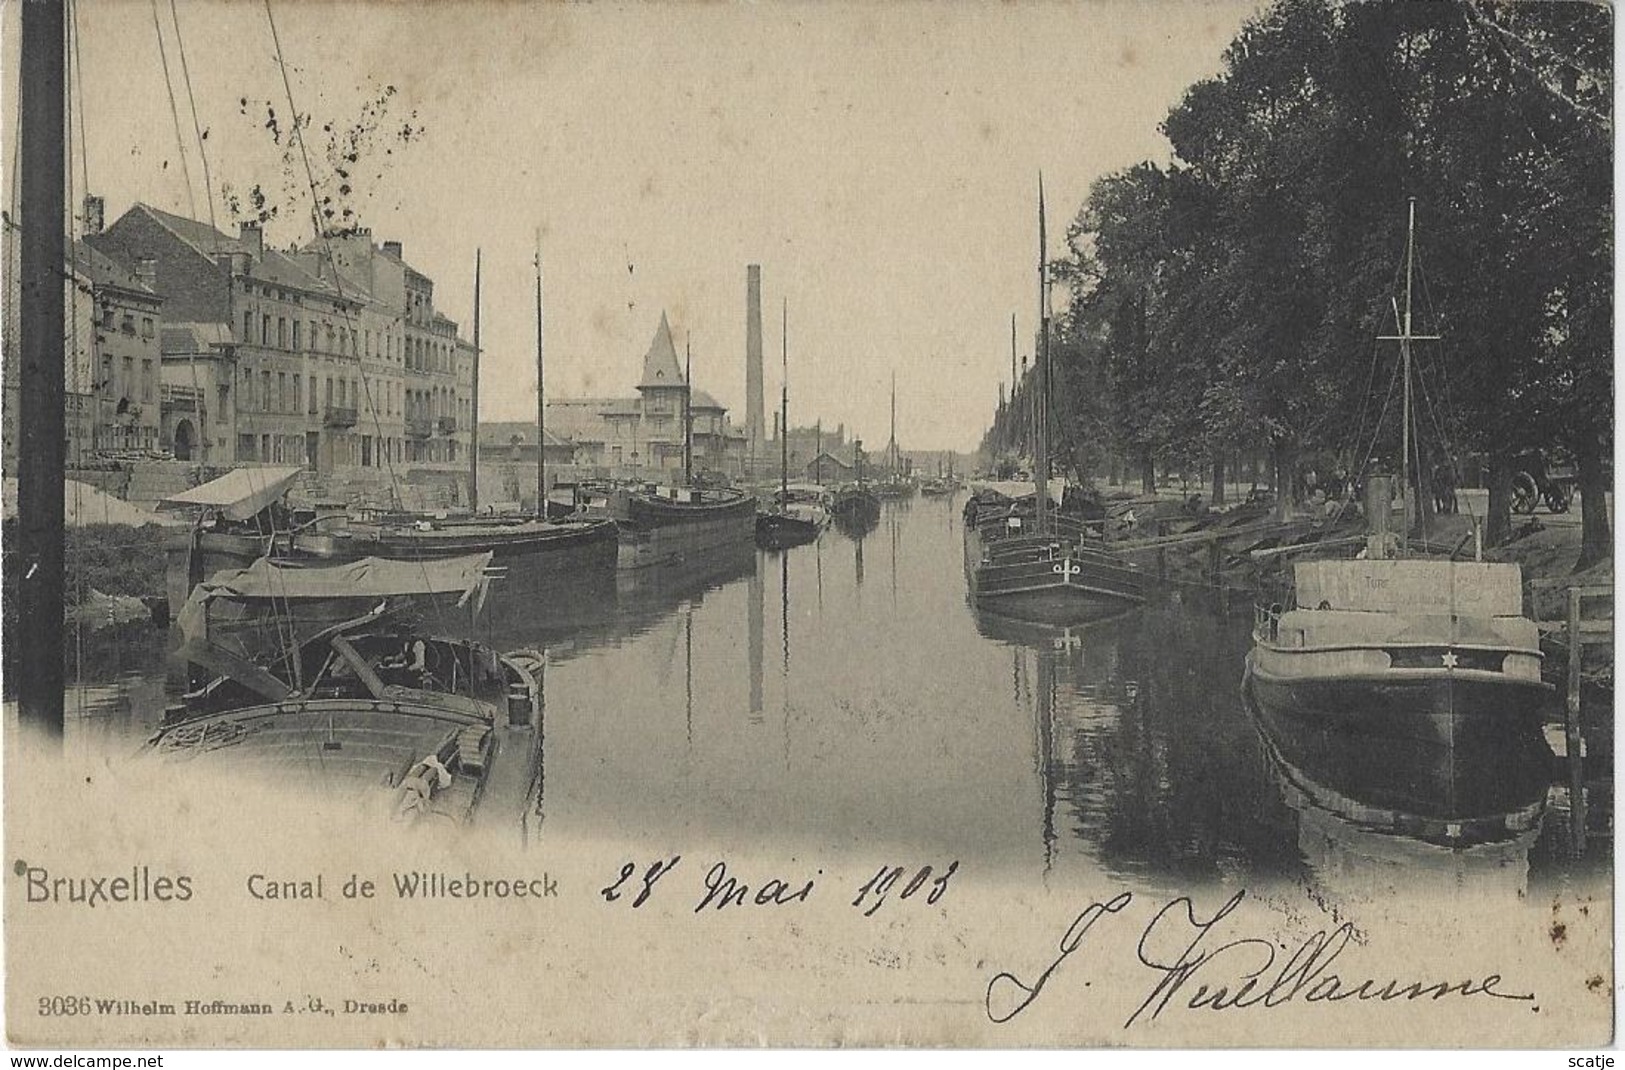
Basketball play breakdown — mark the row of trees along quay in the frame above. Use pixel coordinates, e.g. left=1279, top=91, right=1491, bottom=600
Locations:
left=985, top=0, right=1610, bottom=569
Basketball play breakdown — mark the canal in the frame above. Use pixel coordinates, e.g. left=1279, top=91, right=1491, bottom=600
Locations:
left=62, top=491, right=1603, bottom=900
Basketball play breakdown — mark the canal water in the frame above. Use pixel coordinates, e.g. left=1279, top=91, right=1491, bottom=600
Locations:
left=64, top=492, right=1601, bottom=898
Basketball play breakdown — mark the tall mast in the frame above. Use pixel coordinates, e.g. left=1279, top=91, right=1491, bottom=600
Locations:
left=889, top=369, right=897, bottom=476
left=1401, top=200, right=1413, bottom=550
left=469, top=248, right=481, bottom=513
left=1034, top=173, right=1050, bottom=536
left=18, top=0, right=66, bottom=739
left=1010, top=312, right=1017, bottom=398
left=684, top=334, right=693, bottom=484
left=534, top=235, right=546, bottom=518
left=1379, top=198, right=1438, bottom=556
left=815, top=419, right=822, bottom=485
left=781, top=300, right=790, bottom=502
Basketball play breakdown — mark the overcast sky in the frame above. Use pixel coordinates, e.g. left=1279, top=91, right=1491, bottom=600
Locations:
left=7, top=0, right=1260, bottom=451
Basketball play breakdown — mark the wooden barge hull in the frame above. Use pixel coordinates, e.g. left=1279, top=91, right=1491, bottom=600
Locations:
left=1243, top=652, right=1550, bottom=750
left=612, top=494, right=757, bottom=570
left=355, top=518, right=619, bottom=563
left=148, top=699, right=540, bottom=829
left=166, top=520, right=618, bottom=615
left=1247, top=690, right=1551, bottom=837
left=963, top=526, right=1144, bottom=625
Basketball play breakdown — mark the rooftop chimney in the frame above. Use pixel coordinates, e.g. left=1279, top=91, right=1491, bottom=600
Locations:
left=745, top=264, right=763, bottom=457
left=382, top=240, right=403, bottom=259
left=82, top=195, right=104, bottom=235
left=238, top=221, right=264, bottom=259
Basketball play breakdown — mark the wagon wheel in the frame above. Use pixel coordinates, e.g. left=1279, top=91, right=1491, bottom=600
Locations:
left=1511, top=472, right=1540, bottom=515
left=1546, top=483, right=1573, bottom=513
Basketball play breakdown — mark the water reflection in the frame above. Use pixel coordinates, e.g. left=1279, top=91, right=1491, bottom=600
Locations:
left=59, top=492, right=1600, bottom=892
left=1251, top=703, right=1551, bottom=905
left=481, top=542, right=755, bottom=661
left=974, top=600, right=1304, bottom=890
left=832, top=508, right=879, bottom=542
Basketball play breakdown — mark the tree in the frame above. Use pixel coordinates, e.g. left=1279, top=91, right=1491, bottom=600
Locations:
left=1051, top=0, right=1611, bottom=556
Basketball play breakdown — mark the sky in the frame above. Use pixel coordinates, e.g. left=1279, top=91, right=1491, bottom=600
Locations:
left=6, top=0, right=1262, bottom=452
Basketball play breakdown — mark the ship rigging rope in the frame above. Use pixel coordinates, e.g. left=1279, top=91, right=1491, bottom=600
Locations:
left=146, top=0, right=303, bottom=681
left=1409, top=255, right=1478, bottom=526
left=263, top=0, right=411, bottom=518
left=263, top=0, right=475, bottom=694
left=148, top=0, right=197, bottom=221
left=167, top=0, right=212, bottom=494
left=1406, top=246, right=1482, bottom=532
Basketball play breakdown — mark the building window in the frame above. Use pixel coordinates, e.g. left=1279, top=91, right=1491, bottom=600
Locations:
left=121, top=312, right=135, bottom=334
left=217, top=384, right=229, bottom=423
left=141, top=317, right=154, bottom=339
left=277, top=318, right=287, bottom=349
left=262, top=371, right=271, bottom=412
left=237, top=433, right=255, bottom=460
left=292, top=320, right=302, bottom=351
left=261, top=314, right=270, bottom=346
left=101, top=305, right=114, bottom=330
left=309, top=321, right=318, bottom=352
left=141, top=359, right=154, bottom=403
left=278, top=372, right=287, bottom=413
left=309, top=377, right=318, bottom=414
left=242, top=311, right=253, bottom=342
left=293, top=374, right=302, bottom=414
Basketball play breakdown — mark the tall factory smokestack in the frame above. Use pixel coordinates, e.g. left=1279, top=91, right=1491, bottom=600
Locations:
left=745, top=264, right=764, bottom=463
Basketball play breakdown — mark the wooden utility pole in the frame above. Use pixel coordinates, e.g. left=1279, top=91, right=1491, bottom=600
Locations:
left=534, top=237, right=546, bottom=517
left=469, top=248, right=481, bottom=512
left=17, top=0, right=67, bottom=740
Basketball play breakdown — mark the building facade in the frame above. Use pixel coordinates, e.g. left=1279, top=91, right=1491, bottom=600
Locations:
left=86, top=205, right=473, bottom=474
left=2, top=213, right=165, bottom=472
left=489, top=313, right=746, bottom=483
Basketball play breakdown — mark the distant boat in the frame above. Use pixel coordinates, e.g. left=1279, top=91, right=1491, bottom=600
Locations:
left=964, top=177, right=1143, bottom=625
left=1242, top=202, right=1550, bottom=751
left=756, top=301, right=824, bottom=550
left=872, top=476, right=913, bottom=500
left=830, top=436, right=880, bottom=523
left=604, top=481, right=758, bottom=569
left=830, top=482, right=880, bottom=521
left=874, top=371, right=913, bottom=499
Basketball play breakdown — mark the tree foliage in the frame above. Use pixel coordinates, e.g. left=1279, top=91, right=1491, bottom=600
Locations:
left=1037, top=0, right=1610, bottom=560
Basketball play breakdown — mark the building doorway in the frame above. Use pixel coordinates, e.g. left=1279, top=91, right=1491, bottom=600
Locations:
left=172, top=419, right=194, bottom=461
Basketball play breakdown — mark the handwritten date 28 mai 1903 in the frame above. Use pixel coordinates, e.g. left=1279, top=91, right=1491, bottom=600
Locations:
left=600, top=856, right=958, bottom=915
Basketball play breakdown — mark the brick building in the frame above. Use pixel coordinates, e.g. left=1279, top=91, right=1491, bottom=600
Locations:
left=2, top=212, right=164, bottom=470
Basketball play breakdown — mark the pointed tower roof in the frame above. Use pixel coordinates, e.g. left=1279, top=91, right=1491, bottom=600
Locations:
left=638, top=311, right=686, bottom=390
